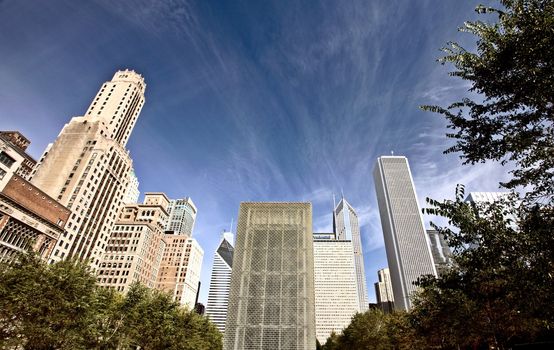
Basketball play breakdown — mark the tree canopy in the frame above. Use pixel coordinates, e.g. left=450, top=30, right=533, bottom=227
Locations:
left=421, top=0, right=554, bottom=203
left=0, top=253, right=222, bottom=350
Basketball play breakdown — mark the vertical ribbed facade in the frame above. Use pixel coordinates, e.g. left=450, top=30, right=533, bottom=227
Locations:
left=373, top=156, right=436, bottom=310
left=206, top=232, right=234, bottom=334
left=224, top=202, right=315, bottom=350
left=333, top=198, right=368, bottom=311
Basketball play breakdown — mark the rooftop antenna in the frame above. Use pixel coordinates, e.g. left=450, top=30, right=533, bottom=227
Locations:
left=340, top=187, right=344, bottom=200
left=229, top=218, right=234, bottom=233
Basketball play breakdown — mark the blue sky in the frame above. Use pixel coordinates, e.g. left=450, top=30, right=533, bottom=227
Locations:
left=0, top=0, right=508, bottom=304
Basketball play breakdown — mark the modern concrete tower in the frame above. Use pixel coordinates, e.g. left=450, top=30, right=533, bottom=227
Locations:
left=224, top=202, right=316, bottom=350
left=373, top=156, right=437, bottom=310
left=313, top=233, right=360, bottom=343
left=374, top=268, right=395, bottom=313
left=333, top=197, right=369, bottom=311
left=165, top=197, right=197, bottom=236
left=206, top=231, right=235, bottom=334
left=30, top=70, right=145, bottom=269
left=97, top=192, right=169, bottom=292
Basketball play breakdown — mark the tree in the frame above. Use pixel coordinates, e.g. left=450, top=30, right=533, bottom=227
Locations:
left=121, top=283, right=222, bottom=350
left=0, top=253, right=98, bottom=350
left=339, top=310, right=391, bottom=350
left=413, top=185, right=554, bottom=349
left=321, top=330, right=341, bottom=350
left=0, top=254, right=223, bottom=350
left=421, top=0, right=554, bottom=203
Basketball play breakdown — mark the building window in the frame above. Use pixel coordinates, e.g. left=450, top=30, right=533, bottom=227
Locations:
left=0, top=168, right=6, bottom=180
left=0, top=152, right=15, bottom=168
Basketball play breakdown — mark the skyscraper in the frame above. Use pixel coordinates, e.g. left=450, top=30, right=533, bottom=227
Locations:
left=30, top=70, right=145, bottom=269
left=313, top=233, right=360, bottom=343
left=165, top=197, right=197, bottom=236
left=156, top=197, right=202, bottom=308
left=156, top=236, right=204, bottom=308
left=333, top=197, right=368, bottom=311
left=373, top=156, right=437, bottom=310
left=426, top=229, right=453, bottom=276
left=374, top=268, right=394, bottom=313
left=122, top=169, right=140, bottom=204
left=224, top=202, right=316, bottom=350
left=206, top=231, right=234, bottom=334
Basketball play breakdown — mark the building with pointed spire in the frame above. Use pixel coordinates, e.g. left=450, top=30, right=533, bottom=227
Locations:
left=30, top=70, right=145, bottom=269
left=333, top=197, right=369, bottom=311
left=206, top=231, right=234, bottom=334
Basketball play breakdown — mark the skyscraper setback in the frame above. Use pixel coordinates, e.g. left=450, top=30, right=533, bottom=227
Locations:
left=333, top=197, right=369, bottom=311
left=30, top=70, right=145, bottom=269
left=373, top=156, right=436, bottom=310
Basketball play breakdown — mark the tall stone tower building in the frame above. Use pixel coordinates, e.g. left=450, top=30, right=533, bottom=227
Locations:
left=206, top=231, right=234, bottom=334
left=224, top=202, right=316, bottom=350
left=373, top=156, right=437, bottom=310
left=333, top=197, right=368, bottom=311
left=30, top=70, right=145, bottom=269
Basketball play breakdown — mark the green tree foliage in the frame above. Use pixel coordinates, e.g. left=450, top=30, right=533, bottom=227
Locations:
left=339, top=310, right=391, bottom=350
left=412, top=185, right=554, bottom=349
left=0, top=253, right=222, bottom=350
left=320, top=310, right=421, bottom=350
left=421, top=0, right=554, bottom=203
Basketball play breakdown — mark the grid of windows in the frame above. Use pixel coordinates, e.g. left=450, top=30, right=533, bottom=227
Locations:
left=373, top=157, right=436, bottom=310
left=0, top=151, right=15, bottom=168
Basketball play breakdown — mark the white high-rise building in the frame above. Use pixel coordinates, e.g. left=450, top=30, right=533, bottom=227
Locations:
left=206, top=231, right=234, bottom=334
left=166, top=197, right=197, bottom=236
left=122, top=169, right=140, bottom=204
left=313, top=234, right=360, bottom=343
left=30, top=70, right=145, bottom=269
left=373, top=156, right=437, bottom=310
left=333, top=197, right=368, bottom=311
left=465, top=191, right=511, bottom=204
